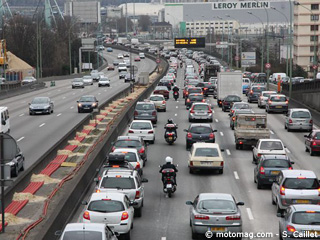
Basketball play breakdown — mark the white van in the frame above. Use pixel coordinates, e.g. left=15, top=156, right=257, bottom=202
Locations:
left=139, top=52, right=145, bottom=59
left=272, top=73, right=287, bottom=83
left=0, top=106, right=10, bottom=133
left=316, top=72, right=320, bottom=80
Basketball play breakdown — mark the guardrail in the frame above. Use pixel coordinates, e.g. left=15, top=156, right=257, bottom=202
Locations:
left=282, top=79, right=320, bottom=93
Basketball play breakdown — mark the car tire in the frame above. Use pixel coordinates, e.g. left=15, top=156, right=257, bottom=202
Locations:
left=209, top=118, right=213, bottom=123
left=272, top=195, right=276, bottom=205
left=189, top=118, right=192, bottom=122
left=305, top=146, right=309, bottom=152
left=51, top=108, right=54, bottom=113
left=310, top=149, right=314, bottom=156
left=287, top=127, right=291, bottom=132
left=284, top=124, right=287, bottom=129
left=135, top=206, right=142, bottom=217
left=29, top=111, right=32, bottom=115
left=123, top=231, right=131, bottom=240
left=191, top=229, right=199, bottom=240
left=12, top=165, right=18, bottom=177
left=20, top=162, right=24, bottom=171
left=131, top=222, right=133, bottom=229
left=252, top=154, right=256, bottom=164
left=72, top=86, right=74, bottom=89
left=98, top=85, right=101, bottom=87
left=164, top=108, right=166, bottom=112
left=277, top=204, right=283, bottom=214
left=150, top=139, right=155, bottom=144
left=78, top=109, right=81, bottom=113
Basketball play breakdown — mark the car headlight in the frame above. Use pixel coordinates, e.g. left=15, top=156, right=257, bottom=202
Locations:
left=78, top=103, right=82, bottom=107
left=44, top=105, right=50, bottom=109
left=92, top=103, right=97, bottom=107
left=6, top=161, right=15, bottom=166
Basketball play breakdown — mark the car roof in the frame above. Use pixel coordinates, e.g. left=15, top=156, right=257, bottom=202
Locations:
left=291, top=204, right=320, bottom=211
left=189, top=123, right=212, bottom=127
left=89, top=192, right=125, bottom=202
left=233, top=102, right=248, bottom=105
left=198, top=193, right=234, bottom=201
left=131, top=120, right=153, bottom=123
left=193, top=143, right=220, bottom=148
left=281, top=169, right=317, bottom=178
left=260, top=139, right=283, bottom=142
left=150, top=94, right=165, bottom=98
left=64, top=223, right=106, bottom=232
left=192, top=102, right=209, bottom=106
left=137, top=101, right=154, bottom=105
left=289, top=108, right=310, bottom=112
left=113, top=148, right=139, bottom=154
left=269, top=94, right=286, bottom=97
left=261, top=155, right=290, bottom=160
left=117, top=136, right=142, bottom=141
left=102, top=168, right=136, bottom=177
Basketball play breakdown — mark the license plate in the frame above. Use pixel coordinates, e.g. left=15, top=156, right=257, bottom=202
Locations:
left=84, top=107, right=90, bottom=109
left=36, top=111, right=42, bottom=114
left=201, top=161, right=212, bottom=166
left=211, top=227, right=226, bottom=232
left=196, top=112, right=206, bottom=115
left=166, top=184, right=172, bottom=188
left=294, top=199, right=310, bottom=204
left=169, top=137, right=173, bottom=140
left=141, top=113, right=149, bottom=116
left=271, top=171, right=280, bottom=175
left=276, top=106, right=283, bottom=108
left=156, top=106, right=160, bottom=109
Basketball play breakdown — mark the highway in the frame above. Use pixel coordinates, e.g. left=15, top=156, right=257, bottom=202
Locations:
left=69, top=59, right=320, bottom=240
left=0, top=49, right=156, bottom=177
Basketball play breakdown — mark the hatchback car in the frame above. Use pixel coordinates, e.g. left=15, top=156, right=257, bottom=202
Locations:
left=117, top=53, right=124, bottom=59
left=21, top=76, right=37, bottom=85
left=305, top=130, right=320, bottom=156
left=189, top=103, right=213, bottom=122
left=107, top=64, right=115, bottom=71
left=186, top=193, right=244, bottom=239
left=82, top=75, right=94, bottom=85
left=71, top=78, right=84, bottom=89
left=7, top=146, right=24, bottom=178
left=185, top=94, right=205, bottom=110
left=124, top=73, right=135, bottom=83
left=77, top=95, right=98, bottom=113
left=98, top=77, right=110, bottom=87
left=221, top=95, right=242, bottom=112
left=113, top=148, right=144, bottom=175
left=29, top=97, right=54, bottom=115
left=134, top=102, right=157, bottom=124
left=107, top=47, right=113, bottom=52
left=119, top=71, right=127, bottom=79
left=254, top=155, right=294, bottom=189
left=128, top=120, right=155, bottom=143
left=266, top=94, right=288, bottom=113
left=149, top=95, right=166, bottom=112
left=272, top=170, right=320, bottom=213
left=247, top=85, right=267, bottom=103
left=153, top=86, right=169, bottom=99
left=196, top=82, right=215, bottom=96
left=184, top=87, right=203, bottom=100
left=252, top=139, right=286, bottom=164
left=258, top=91, right=277, bottom=108
left=188, top=143, right=224, bottom=174
left=184, top=123, right=217, bottom=150
left=158, top=79, right=172, bottom=90
left=229, top=102, right=250, bottom=116
left=285, top=108, right=313, bottom=132
left=82, top=192, right=134, bottom=239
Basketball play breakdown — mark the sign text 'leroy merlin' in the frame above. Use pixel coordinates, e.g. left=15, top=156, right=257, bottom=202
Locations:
left=212, top=1, right=270, bottom=10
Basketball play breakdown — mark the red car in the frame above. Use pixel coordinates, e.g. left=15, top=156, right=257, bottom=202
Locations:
left=107, top=64, right=114, bottom=71
left=153, top=86, right=169, bottom=99
left=305, top=130, right=320, bottom=156
left=134, top=56, right=141, bottom=62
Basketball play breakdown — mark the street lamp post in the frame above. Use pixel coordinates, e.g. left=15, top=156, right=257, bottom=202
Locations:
left=226, top=14, right=242, bottom=69
left=68, top=20, right=79, bottom=75
left=217, top=16, right=225, bottom=63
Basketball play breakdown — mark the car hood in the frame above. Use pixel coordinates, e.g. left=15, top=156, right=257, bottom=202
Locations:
left=30, top=103, right=50, bottom=108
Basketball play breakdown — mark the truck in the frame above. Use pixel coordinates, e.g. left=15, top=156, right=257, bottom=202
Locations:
left=131, top=38, right=139, bottom=45
left=203, top=63, right=220, bottom=82
left=118, top=37, right=128, bottom=45
left=234, top=113, right=270, bottom=150
left=216, top=72, right=242, bottom=107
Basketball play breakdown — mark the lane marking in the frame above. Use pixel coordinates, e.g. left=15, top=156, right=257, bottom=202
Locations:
left=234, top=171, right=239, bottom=180
left=58, top=89, right=61, bottom=92
left=72, top=93, right=76, bottom=95
left=220, top=132, right=224, bottom=136
left=104, top=89, right=107, bottom=92
left=176, top=106, right=178, bottom=108
left=39, top=123, right=45, bottom=128
left=174, top=113, right=177, bottom=116
left=62, top=96, right=66, bottom=99
left=98, top=92, right=101, bottom=95
left=70, top=106, right=74, bottom=109
left=57, top=113, right=62, bottom=117
left=270, top=130, right=274, bottom=135
left=286, top=148, right=291, bottom=154
left=246, top=208, right=254, bottom=220
left=177, top=101, right=179, bottom=103
left=212, top=110, right=215, bottom=113
left=17, top=137, right=25, bottom=142
left=161, top=238, right=166, bottom=240
left=215, top=119, right=219, bottom=123
left=314, top=125, right=319, bottom=130
left=19, top=113, right=24, bottom=117
left=226, top=149, right=231, bottom=155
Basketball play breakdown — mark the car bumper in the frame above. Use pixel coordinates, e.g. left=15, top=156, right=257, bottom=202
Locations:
left=278, top=198, right=320, bottom=209
left=193, top=224, right=242, bottom=235
left=187, top=139, right=215, bottom=146
left=155, top=105, right=166, bottom=110
left=83, top=221, right=130, bottom=234
left=72, top=85, right=84, bottom=88
left=99, top=83, right=110, bottom=86
left=204, top=90, right=214, bottom=95
left=29, top=108, right=50, bottom=114
left=257, top=175, right=277, bottom=185
left=288, top=123, right=312, bottom=130
left=79, top=106, right=95, bottom=111
left=189, top=113, right=212, bottom=120
left=311, top=146, right=320, bottom=152
left=128, top=133, right=154, bottom=141
left=248, top=96, right=259, bottom=102
left=189, top=165, right=223, bottom=171
left=268, top=106, right=288, bottom=112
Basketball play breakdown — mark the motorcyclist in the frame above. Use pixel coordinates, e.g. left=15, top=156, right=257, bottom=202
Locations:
left=172, top=85, right=179, bottom=93
left=164, top=118, right=178, bottom=138
left=180, top=61, right=183, bottom=68
left=159, top=156, right=178, bottom=187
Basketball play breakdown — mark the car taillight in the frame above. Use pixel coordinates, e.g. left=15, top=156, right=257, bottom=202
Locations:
left=139, top=147, right=145, bottom=154
left=285, top=100, right=289, bottom=104
left=232, top=117, right=235, bottom=121
left=202, top=99, right=206, bottom=102
left=231, top=110, right=235, bottom=114
left=96, top=189, right=101, bottom=193
left=121, top=212, right=129, bottom=221
left=111, top=146, right=115, bottom=152
left=187, top=132, right=192, bottom=138
left=289, top=167, right=293, bottom=170
left=318, top=188, right=320, bottom=196
left=204, top=88, right=208, bottom=90
left=162, top=100, right=166, bottom=104
left=152, top=111, right=157, bottom=116
left=268, top=100, right=272, bottom=104
left=187, top=99, right=190, bottom=102
left=194, top=215, right=209, bottom=220
left=186, top=91, right=189, bottom=95
left=208, top=108, right=212, bottom=114
left=280, top=186, right=285, bottom=195
left=257, top=153, right=261, bottom=157
left=286, top=225, right=296, bottom=232
left=259, top=166, right=265, bottom=174
left=250, top=90, right=253, bottom=94
left=83, top=211, right=90, bottom=220
left=189, top=161, right=193, bottom=166
left=148, top=130, right=154, bottom=134
left=136, top=162, right=141, bottom=169
left=312, top=141, right=317, bottom=146
left=134, top=111, right=138, bottom=116
left=310, top=119, right=313, bottom=124
left=226, top=215, right=241, bottom=220
left=128, top=130, right=134, bottom=133
left=209, top=133, right=214, bottom=139
left=135, top=191, right=140, bottom=199
left=289, top=119, right=293, bottom=124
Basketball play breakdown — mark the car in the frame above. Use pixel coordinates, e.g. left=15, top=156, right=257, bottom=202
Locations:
left=96, top=45, right=105, bottom=51
left=184, top=123, right=217, bottom=150
left=252, top=139, right=286, bottom=164
left=185, top=79, right=200, bottom=87
left=188, top=102, right=213, bottom=122
left=242, top=78, right=251, bottom=93
left=119, top=71, right=127, bottom=79
left=6, top=145, right=24, bottom=178
left=134, top=102, right=157, bottom=124
left=188, top=143, right=224, bottom=174
left=221, top=95, right=242, bottom=112
left=153, top=86, right=169, bottom=99
left=254, top=155, right=294, bottom=189
left=138, top=52, right=145, bottom=59
left=118, top=63, right=127, bottom=72
left=149, top=94, right=166, bottom=112
left=265, top=94, right=288, bottom=113
left=272, top=170, right=320, bottom=213
left=71, top=78, right=84, bottom=89
left=304, top=130, right=320, bottom=156
left=111, top=136, right=148, bottom=165
left=77, top=95, right=98, bottom=113
left=107, top=47, right=113, bottom=52
left=117, top=53, right=124, bottom=59
left=184, top=87, right=203, bottom=100
left=113, top=60, right=120, bottom=66
left=185, top=93, right=205, bottom=110
left=229, top=102, right=250, bottom=116
left=134, top=56, right=141, bottom=61
left=186, top=193, right=244, bottom=239
left=113, top=148, right=144, bottom=175
left=196, top=82, right=215, bottom=96
left=158, top=79, right=172, bottom=90
left=107, top=64, right=115, bottom=71
left=98, top=77, right=110, bottom=87
left=123, top=52, right=129, bottom=57
left=166, top=73, right=176, bottom=82
left=229, top=109, right=254, bottom=130
left=285, top=108, right=313, bottom=132
left=247, top=85, right=267, bottom=103
left=95, top=168, right=148, bottom=217
left=258, top=91, right=277, bottom=108
left=82, top=192, right=134, bottom=239
left=91, top=70, right=100, bottom=82
left=124, top=73, right=135, bottom=83
left=57, top=223, right=119, bottom=240
left=128, top=120, right=155, bottom=143
left=278, top=205, right=320, bottom=240
left=29, top=97, right=54, bottom=115
left=21, top=76, right=36, bottom=85
left=82, top=75, right=94, bottom=85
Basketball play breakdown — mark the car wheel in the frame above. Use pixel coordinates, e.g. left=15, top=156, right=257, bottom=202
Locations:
left=305, top=146, right=309, bottom=152
left=51, top=108, right=53, bottom=113
left=12, top=165, right=18, bottom=177
left=98, top=85, right=101, bottom=87
left=188, top=118, right=192, bottom=122
left=252, top=154, right=256, bottom=164
left=131, top=222, right=133, bottom=229
left=191, top=229, right=199, bottom=240
left=150, top=140, right=155, bottom=144
left=272, top=195, right=276, bottom=205
left=78, top=109, right=81, bottom=113
left=72, top=86, right=74, bottom=89
left=164, top=108, right=166, bottom=112
left=287, top=127, right=291, bottom=132
left=135, top=206, right=142, bottom=217
left=310, top=149, right=314, bottom=156
left=123, top=230, right=131, bottom=240
left=20, top=162, right=24, bottom=171
left=284, top=124, right=287, bottom=129
left=29, top=111, right=32, bottom=115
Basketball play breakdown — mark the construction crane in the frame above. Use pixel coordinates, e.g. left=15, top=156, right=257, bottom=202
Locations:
left=44, top=0, right=64, bottom=27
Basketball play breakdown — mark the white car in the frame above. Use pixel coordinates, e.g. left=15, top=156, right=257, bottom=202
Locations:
left=148, top=95, right=166, bottom=112
left=21, top=76, right=36, bottom=85
left=117, top=53, right=124, bottom=59
left=139, top=53, right=145, bottom=59
left=118, top=63, right=127, bottom=72
left=252, top=139, right=287, bottom=164
left=113, top=148, right=144, bottom=175
left=82, top=192, right=134, bottom=239
left=71, top=78, right=84, bottom=88
left=258, top=91, right=277, bottom=108
left=82, top=75, right=93, bottom=85
left=98, top=77, right=110, bottom=87
left=91, top=70, right=100, bottom=81
left=128, top=120, right=155, bottom=144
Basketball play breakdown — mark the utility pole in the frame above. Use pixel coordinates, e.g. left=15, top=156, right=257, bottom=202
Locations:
left=125, top=2, right=128, bottom=37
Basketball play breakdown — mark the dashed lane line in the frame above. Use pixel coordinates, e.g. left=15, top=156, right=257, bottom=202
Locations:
left=57, top=113, right=62, bottom=117
left=39, top=123, right=45, bottom=128
left=246, top=208, right=254, bottom=220
left=234, top=171, right=239, bottom=180
left=19, top=113, right=24, bottom=117
left=70, top=106, right=74, bottom=109
left=286, top=148, right=291, bottom=154
left=220, top=132, right=224, bottom=136
left=270, top=130, right=274, bottom=134
left=215, top=119, right=219, bottom=123
left=226, top=149, right=231, bottom=155
left=176, top=106, right=178, bottom=108
left=17, top=137, right=25, bottom=142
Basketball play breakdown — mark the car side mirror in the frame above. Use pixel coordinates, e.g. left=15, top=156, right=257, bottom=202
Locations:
left=220, top=149, right=225, bottom=152
left=142, top=178, right=148, bottom=183
left=236, top=202, right=245, bottom=206
left=186, top=201, right=193, bottom=205
left=81, top=201, right=88, bottom=205
left=1, top=120, right=6, bottom=125
left=94, top=178, right=99, bottom=183
left=213, top=130, right=217, bottom=133
left=129, top=201, right=138, bottom=206
left=290, top=161, right=295, bottom=165
left=183, top=129, right=188, bottom=132
left=55, top=230, right=62, bottom=236
left=276, top=212, right=284, bottom=218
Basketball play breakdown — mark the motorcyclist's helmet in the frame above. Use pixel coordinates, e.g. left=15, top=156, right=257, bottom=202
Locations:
left=165, top=156, right=173, bottom=164
left=167, top=118, right=174, bottom=124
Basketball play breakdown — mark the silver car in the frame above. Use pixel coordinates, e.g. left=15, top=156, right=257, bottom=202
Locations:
left=149, top=95, right=166, bottom=112
left=82, top=75, right=94, bottom=85
left=272, top=170, right=320, bottom=214
left=285, top=108, right=313, bottom=132
left=29, top=97, right=54, bottom=115
left=266, top=94, right=288, bottom=113
left=188, top=102, right=213, bottom=122
left=278, top=204, right=320, bottom=240
left=134, top=102, right=157, bottom=124
left=258, top=91, right=277, bottom=108
left=98, top=77, right=110, bottom=87
left=71, top=78, right=84, bottom=89
left=186, top=193, right=244, bottom=239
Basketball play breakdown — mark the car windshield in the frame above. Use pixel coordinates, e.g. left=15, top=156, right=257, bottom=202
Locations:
left=73, top=79, right=82, bottom=82
left=260, top=141, right=283, bottom=150
left=233, top=104, right=249, bottom=109
left=193, top=105, right=209, bottom=111
left=136, top=104, right=155, bottom=110
left=32, top=98, right=48, bottom=104
left=315, top=133, right=320, bottom=140
left=189, top=89, right=202, bottom=94
left=83, top=76, right=91, bottom=79
left=100, top=78, right=108, bottom=81
left=194, top=148, right=219, bottom=157
left=292, top=212, right=320, bottom=225
left=131, top=122, right=152, bottom=130
left=88, top=200, right=124, bottom=213
left=188, top=81, right=200, bottom=86
left=189, top=126, right=212, bottom=134
left=262, top=159, right=290, bottom=168
left=270, top=96, right=286, bottom=102
left=225, top=96, right=241, bottom=102
left=283, top=178, right=319, bottom=189
left=114, top=140, right=141, bottom=148
left=198, top=200, right=236, bottom=212
left=150, top=96, right=164, bottom=101
left=263, top=93, right=274, bottom=97
left=101, top=177, right=135, bottom=189
left=252, top=87, right=266, bottom=92
left=62, top=231, right=102, bottom=240
left=292, top=111, right=311, bottom=118
left=204, top=83, right=213, bottom=87
left=155, top=87, right=168, bottom=91
left=80, top=97, right=95, bottom=102
left=189, top=95, right=204, bottom=101
left=123, top=152, right=137, bottom=162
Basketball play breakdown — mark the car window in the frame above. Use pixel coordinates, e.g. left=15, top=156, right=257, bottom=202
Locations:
left=262, top=159, right=290, bottom=168
left=233, top=104, right=249, bottom=109
left=131, top=122, right=152, bottom=130
left=189, top=126, right=212, bottom=134
left=101, top=177, right=135, bottom=189
left=252, top=87, right=266, bottom=92
left=123, top=152, right=137, bottom=162
left=226, top=96, right=241, bottom=101
left=198, top=200, right=236, bottom=211
left=260, top=141, right=283, bottom=150
left=270, top=96, right=287, bottom=102
left=292, top=212, right=320, bottom=225
left=88, top=200, right=125, bottom=213
left=193, top=105, right=209, bottom=111
left=189, top=95, right=204, bottom=101
left=291, top=111, right=311, bottom=118
left=124, top=196, right=131, bottom=208
left=32, top=98, right=49, bottom=104
left=150, top=96, right=164, bottom=101
left=194, top=148, right=219, bottom=157
left=314, top=133, right=320, bottom=140
left=262, top=93, right=273, bottom=97
left=115, top=140, right=141, bottom=148
left=80, top=97, right=95, bottom=102
left=62, top=231, right=102, bottom=240
left=283, top=178, right=319, bottom=189
left=136, top=104, right=155, bottom=111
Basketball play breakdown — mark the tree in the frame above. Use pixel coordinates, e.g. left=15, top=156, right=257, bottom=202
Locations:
left=117, top=17, right=133, bottom=33
left=138, top=15, right=151, bottom=32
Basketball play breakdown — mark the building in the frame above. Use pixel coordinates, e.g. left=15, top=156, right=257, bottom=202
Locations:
left=64, top=1, right=101, bottom=24
left=149, top=22, right=172, bottom=39
left=106, top=6, right=122, bottom=19
left=293, top=0, right=320, bottom=76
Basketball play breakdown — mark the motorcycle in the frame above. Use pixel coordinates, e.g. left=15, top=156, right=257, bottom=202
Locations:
left=173, top=91, right=179, bottom=101
left=159, top=166, right=178, bottom=198
left=164, top=124, right=177, bottom=145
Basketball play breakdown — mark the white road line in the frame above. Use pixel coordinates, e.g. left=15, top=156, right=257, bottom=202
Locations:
left=58, top=89, right=61, bottom=92
left=70, top=106, right=74, bottom=109
left=215, top=119, right=219, bottom=123
left=98, top=93, right=101, bottom=95
left=57, top=113, right=62, bottom=117
left=176, top=106, right=178, bottom=108
left=62, top=96, right=66, bottom=99
left=246, top=208, right=254, bottom=220
left=177, top=101, right=179, bottom=103
left=174, top=113, right=177, bottom=116
left=104, top=89, right=107, bottom=92
left=17, top=137, right=25, bottom=142
left=234, top=171, right=239, bottom=180
left=270, top=130, right=274, bottom=134
left=220, top=132, right=224, bottom=136
left=72, top=93, right=76, bottom=95
left=314, top=125, right=319, bottom=130
left=39, top=123, right=45, bottom=128
left=161, top=238, right=166, bottom=240
left=226, top=149, right=231, bottom=155
left=212, top=110, right=215, bottom=113
left=286, top=148, right=291, bottom=154
left=19, top=113, right=24, bottom=117
left=20, top=101, right=26, bottom=104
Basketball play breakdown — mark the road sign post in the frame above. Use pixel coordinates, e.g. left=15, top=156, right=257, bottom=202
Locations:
left=265, top=63, right=271, bottom=70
